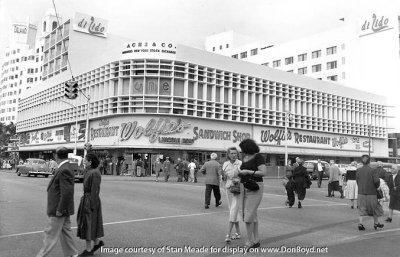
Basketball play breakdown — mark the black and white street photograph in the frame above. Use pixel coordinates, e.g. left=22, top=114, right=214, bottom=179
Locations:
left=1, top=0, right=400, bottom=256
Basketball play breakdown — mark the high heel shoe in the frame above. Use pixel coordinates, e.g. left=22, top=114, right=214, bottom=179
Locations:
left=358, top=224, right=365, bottom=231
left=225, top=235, right=231, bottom=244
left=298, top=202, right=302, bottom=208
left=385, top=217, right=392, bottom=223
left=374, top=223, right=384, bottom=230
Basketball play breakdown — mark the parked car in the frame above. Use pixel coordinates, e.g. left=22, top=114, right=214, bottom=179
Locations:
left=68, top=154, right=84, bottom=183
left=17, top=158, right=51, bottom=178
left=304, top=160, right=330, bottom=180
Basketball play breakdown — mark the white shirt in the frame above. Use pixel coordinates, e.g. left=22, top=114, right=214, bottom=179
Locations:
left=188, top=162, right=196, bottom=170
left=317, top=163, right=323, bottom=171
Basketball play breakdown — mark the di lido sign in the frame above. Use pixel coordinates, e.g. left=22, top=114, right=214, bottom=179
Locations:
left=359, top=13, right=394, bottom=37
left=73, top=12, right=108, bottom=37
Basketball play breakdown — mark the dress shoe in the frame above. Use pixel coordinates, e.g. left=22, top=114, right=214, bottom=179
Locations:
left=92, top=240, right=104, bottom=253
left=374, top=223, right=384, bottom=230
left=216, top=201, right=222, bottom=207
left=298, top=202, right=302, bottom=208
left=205, top=205, right=209, bottom=209
left=385, top=217, right=392, bottom=223
left=358, top=224, right=365, bottom=231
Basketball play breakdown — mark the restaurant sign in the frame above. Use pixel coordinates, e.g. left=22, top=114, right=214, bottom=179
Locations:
left=254, top=126, right=372, bottom=152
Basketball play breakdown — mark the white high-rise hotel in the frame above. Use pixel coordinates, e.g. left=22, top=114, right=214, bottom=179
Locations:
left=0, top=10, right=59, bottom=124
left=205, top=11, right=400, bottom=128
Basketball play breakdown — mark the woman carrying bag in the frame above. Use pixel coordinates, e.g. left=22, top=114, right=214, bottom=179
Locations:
left=222, top=147, right=242, bottom=244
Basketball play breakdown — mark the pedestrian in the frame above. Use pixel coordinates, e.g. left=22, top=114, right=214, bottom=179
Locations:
left=292, top=158, right=310, bottom=208
left=49, top=159, right=58, bottom=175
left=193, top=159, right=199, bottom=183
left=183, top=159, right=190, bottom=182
left=356, top=154, right=384, bottom=231
left=188, top=159, right=196, bottom=183
left=200, top=153, right=222, bottom=209
left=238, top=139, right=267, bottom=249
left=313, top=159, right=325, bottom=188
left=385, top=164, right=400, bottom=223
left=284, top=159, right=295, bottom=207
left=174, top=158, right=184, bottom=182
left=344, top=161, right=358, bottom=209
left=136, top=158, right=144, bottom=177
left=76, top=153, right=104, bottom=256
left=154, top=158, right=163, bottom=182
left=326, top=160, right=344, bottom=198
left=222, top=147, right=242, bottom=244
left=163, top=157, right=172, bottom=182
left=131, top=158, right=137, bottom=177
left=36, top=147, right=78, bottom=257
left=374, top=162, right=390, bottom=205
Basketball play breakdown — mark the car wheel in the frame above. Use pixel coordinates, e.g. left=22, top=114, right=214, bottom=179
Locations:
left=34, top=174, right=37, bottom=177
left=45, top=175, right=49, bottom=178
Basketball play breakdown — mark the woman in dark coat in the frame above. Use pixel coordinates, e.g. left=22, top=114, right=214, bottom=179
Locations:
left=77, top=153, right=104, bottom=256
left=292, top=158, right=309, bottom=208
left=385, top=164, right=400, bottom=222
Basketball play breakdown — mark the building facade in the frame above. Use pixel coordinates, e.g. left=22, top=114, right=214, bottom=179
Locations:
left=16, top=13, right=389, bottom=173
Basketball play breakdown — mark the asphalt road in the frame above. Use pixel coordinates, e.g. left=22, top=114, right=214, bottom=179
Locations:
left=0, top=170, right=399, bottom=257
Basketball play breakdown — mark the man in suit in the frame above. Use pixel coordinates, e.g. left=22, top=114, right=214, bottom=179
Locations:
left=36, top=147, right=78, bottom=257
left=200, top=153, right=222, bottom=209
left=163, top=157, right=172, bottom=182
left=326, top=160, right=344, bottom=198
left=313, top=159, right=325, bottom=188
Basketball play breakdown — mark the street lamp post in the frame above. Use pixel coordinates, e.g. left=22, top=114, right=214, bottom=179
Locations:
left=84, top=96, right=91, bottom=156
left=368, top=124, right=372, bottom=158
left=48, top=99, right=78, bottom=155
left=284, top=111, right=292, bottom=167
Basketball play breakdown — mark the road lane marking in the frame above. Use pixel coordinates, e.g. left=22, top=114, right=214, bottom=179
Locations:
left=0, top=203, right=345, bottom=239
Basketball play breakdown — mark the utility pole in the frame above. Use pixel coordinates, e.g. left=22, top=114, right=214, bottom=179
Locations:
left=368, top=124, right=371, bottom=158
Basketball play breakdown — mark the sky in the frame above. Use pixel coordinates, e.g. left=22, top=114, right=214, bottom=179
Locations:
left=1, top=0, right=400, bottom=129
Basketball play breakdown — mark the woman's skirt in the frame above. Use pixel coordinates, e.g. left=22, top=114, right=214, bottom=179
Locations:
left=242, top=182, right=264, bottom=223
left=358, top=194, right=383, bottom=217
left=344, top=180, right=358, bottom=200
left=226, top=190, right=241, bottom=222
left=389, top=194, right=400, bottom=211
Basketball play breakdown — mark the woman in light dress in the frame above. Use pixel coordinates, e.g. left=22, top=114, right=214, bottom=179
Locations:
left=344, top=161, right=358, bottom=209
left=222, top=147, right=242, bottom=243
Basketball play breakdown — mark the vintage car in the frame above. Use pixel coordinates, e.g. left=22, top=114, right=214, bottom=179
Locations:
left=17, top=158, right=51, bottom=177
left=304, top=160, right=330, bottom=180
left=68, top=154, right=84, bottom=183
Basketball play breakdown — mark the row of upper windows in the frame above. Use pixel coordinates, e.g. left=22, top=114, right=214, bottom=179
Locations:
left=1, top=91, right=18, bottom=97
left=5, top=49, right=20, bottom=56
left=232, top=48, right=258, bottom=59
left=2, top=55, right=38, bottom=68
left=212, top=44, right=230, bottom=52
left=0, top=107, right=16, bottom=113
left=0, top=116, right=16, bottom=122
left=269, top=60, right=339, bottom=70
left=1, top=99, right=17, bottom=105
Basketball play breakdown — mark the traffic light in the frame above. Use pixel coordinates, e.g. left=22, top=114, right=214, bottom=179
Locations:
left=65, top=81, right=79, bottom=99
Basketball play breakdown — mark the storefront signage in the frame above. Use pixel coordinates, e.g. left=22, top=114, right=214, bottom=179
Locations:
left=122, top=41, right=177, bottom=60
left=73, top=12, right=108, bottom=37
left=254, top=126, right=372, bottom=151
left=18, top=123, right=86, bottom=146
left=119, top=118, right=190, bottom=143
left=359, top=13, right=394, bottom=37
left=193, top=127, right=250, bottom=143
left=159, top=137, right=195, bottom=145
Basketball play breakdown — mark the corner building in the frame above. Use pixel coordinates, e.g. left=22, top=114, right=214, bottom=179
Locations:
left=17, top=14, right=389, bottom=173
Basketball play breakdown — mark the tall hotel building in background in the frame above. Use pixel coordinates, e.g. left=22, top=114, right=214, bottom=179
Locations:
left=0, top=9, right=59, bottom=124
left=16, top=12, right=389, bottom=171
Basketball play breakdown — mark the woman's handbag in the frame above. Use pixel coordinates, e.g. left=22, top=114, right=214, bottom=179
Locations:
left=377, top=188, right=384, bottom=199
left=243, top=176, right=259, bottom=191
left=229, top=182, right=241, bottom=195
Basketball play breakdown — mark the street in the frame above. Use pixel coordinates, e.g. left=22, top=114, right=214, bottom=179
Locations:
left=0, top=170, right=399, bottom=257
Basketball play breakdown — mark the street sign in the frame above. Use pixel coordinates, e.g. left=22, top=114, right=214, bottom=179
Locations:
left=65, top=81, right=79, bottom=99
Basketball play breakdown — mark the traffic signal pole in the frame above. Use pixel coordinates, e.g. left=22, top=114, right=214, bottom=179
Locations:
left=84, top=96, right=91, bottom=156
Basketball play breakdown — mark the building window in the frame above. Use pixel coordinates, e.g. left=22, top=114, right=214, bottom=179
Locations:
left=226, top=44, right=229, bottom=48
left=327, top=46, right=337, bottom=55
left=232, top=54, right=238, bottom=59
left=285, top=57, right=293, bottom=65
left=43, top=21, right=47, bottom=32
left=212, top=47, right=215, bottom=52
left=273, top=60, right=281, bottom=67
left=327, top=75, right=338, bottom=81
left=298, top=53, right=307, bottom=62
left=240, top=52, right=247, bottom=59
left=262, top=62, right=269, bottom=67
left=298, top=67, right=307, bottom=75
left=220, top=45, right=223, bottom=50
left=327, top=61, right=337, bottom=70
left=312, top=64, right=321, bottom=72
left=52, top=21, right=57, bottom=30
left=287, top=70, right=293, bottom=73
left=250, top=48, right=258, bottom=56
left=312, top=50, right=321, bottom=58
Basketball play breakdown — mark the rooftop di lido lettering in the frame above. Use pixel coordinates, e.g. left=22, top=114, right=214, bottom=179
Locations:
left=360, top=13, right=393, bottom=37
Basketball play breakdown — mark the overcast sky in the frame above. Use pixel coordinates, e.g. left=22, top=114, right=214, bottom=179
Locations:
left=1, top=0, right=400, bottom=129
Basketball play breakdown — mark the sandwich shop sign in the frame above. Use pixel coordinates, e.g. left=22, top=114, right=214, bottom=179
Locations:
left=73, top=12, right=108, bottom=37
